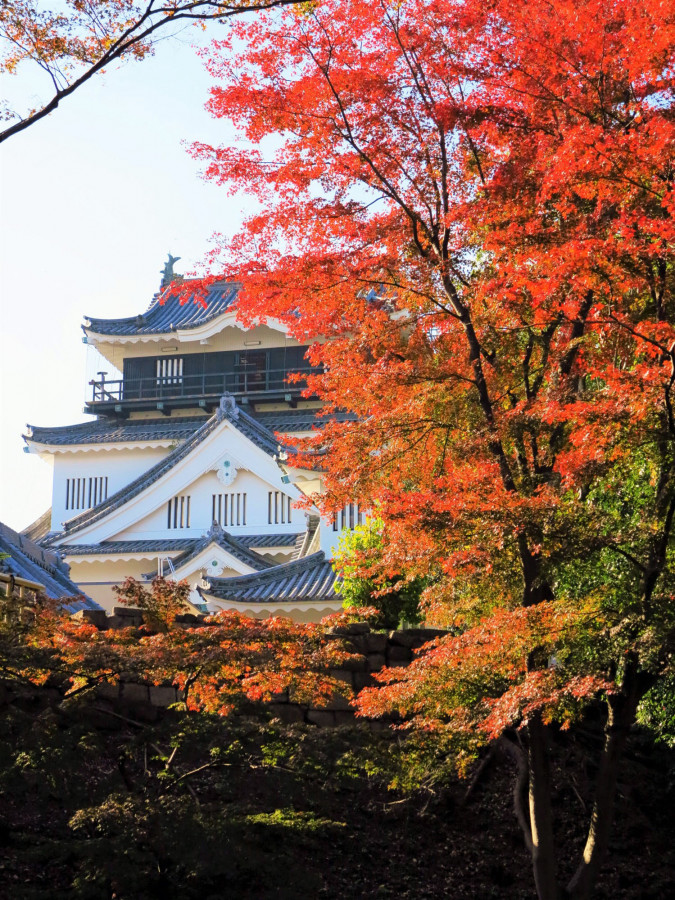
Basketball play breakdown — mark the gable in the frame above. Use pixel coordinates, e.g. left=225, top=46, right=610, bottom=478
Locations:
left=53, top=407, right=304, bottom=546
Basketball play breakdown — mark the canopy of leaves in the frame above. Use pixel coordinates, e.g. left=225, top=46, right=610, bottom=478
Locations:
left=195, top=0, right=674, bottom=736
left=334, top=518, right=425, bottom=629
left=2, top=577, right=352, bottom=715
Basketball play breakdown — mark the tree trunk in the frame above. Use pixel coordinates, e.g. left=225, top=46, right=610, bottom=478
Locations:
left=528, top=715, right=561, bottom=900
left=566, top=690, right=641, bottom=900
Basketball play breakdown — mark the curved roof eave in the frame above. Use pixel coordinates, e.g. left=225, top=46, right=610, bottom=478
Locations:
left=202, top=551, right=339, bottom=604
left=83, top=282, right=241, bottom=338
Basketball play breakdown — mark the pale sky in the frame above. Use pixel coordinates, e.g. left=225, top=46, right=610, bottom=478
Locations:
left=0, top=24, right=255, bottom=531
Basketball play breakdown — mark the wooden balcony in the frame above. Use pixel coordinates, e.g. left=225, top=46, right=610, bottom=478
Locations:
left=86, top=364, right=321, bottom=417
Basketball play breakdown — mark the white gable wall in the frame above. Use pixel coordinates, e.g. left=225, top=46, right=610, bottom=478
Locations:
left=51, top=446, right=169, bottom=531
left=115, top=468, right=302, bottom=541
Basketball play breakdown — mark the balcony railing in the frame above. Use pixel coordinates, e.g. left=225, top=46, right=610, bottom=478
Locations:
left=88, top=364, right=321, bottom=406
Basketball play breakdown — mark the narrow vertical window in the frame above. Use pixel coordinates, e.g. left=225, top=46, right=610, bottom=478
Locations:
left=268, top=491, right=292, bottom=525
left=167, top=495, right=191, bottom=529
left=332, top=502, right=362, bottom=532
left=212, top=493, right=247, bottom=527
left=65, top=476, right=109, bottom=512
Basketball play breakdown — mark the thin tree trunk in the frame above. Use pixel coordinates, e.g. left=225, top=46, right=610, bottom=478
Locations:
left=528, top=715, right=561, bottom=900
left=566, top=690, right=641, bottom=900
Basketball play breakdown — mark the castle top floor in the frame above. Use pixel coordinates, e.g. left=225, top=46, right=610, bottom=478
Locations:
left=82, top=275, right=320, bottom=419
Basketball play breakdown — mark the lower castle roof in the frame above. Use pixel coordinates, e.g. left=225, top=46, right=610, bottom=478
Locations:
left=202, top=551, right=338, bottom=604
left=0, top=522, right=101, bottom=613
left=56, top=534, right=301, bottom=555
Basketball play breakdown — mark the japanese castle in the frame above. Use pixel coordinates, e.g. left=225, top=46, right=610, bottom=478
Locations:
left=23, top=260, right=359, bottom=621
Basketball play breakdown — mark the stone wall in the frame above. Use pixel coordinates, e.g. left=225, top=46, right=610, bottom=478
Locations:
left=76, top=609, right=446, bottom=727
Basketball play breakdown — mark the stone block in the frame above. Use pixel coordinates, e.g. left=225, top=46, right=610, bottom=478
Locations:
left=268, top=703, right=305, bottom=724
left=386, top=645, right=412, bottom=663
left=327, top=623, right=370, bottom=636
left=269, top=689, right=289, bottom=704
left=120, top=682, right=150, bottom=704
left=367, top=719, right=391, bottom=732
left=330, top=669, right=354, bottom=685
left=333, top=710, right=357, bottom=726
left=342, top=634, right=369, bottom=653
left=353, top=672, right=377, bottom=691
left=367, top=653, right=387, bottom=672
left=389, top=628, right=446, bottom=648
left=73, top=609, right=108, bottom=629
left=339, top=655, right=368, bottom=672
left=113, top=606, right=142, bottom=617
left=363, top=632, right=388, bottom=653
left=96, top=682, right=119, bottom=701
left=149, top=685, right=178, bottom=707
left=324, top=692, right=354, bottom=711
left=307, top=709, right=337, bottom=727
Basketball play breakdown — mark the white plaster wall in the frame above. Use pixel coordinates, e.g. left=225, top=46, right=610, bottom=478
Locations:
left=207, top=600, right=341, bottom=624
left=114, top=468, right=304, bottom=540
left=93, top=323, right=302, bottom=370
left=69, top=558, right=151, bottom=613
left=68, top=557, right=241, bottom=613
left=319, top=517, right=346, bottom=562
left=52, top=446, right=169, bottom=531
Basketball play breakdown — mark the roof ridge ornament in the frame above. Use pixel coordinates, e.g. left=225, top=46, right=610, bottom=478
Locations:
left=216, top=393, right=239, bottom=422
left=160, top=253, right=181, bottom=289
left=206, top=521, right=226, bottom=541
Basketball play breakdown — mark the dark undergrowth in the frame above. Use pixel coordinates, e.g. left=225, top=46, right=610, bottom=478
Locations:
left=1, top=692, right=674, bottom=899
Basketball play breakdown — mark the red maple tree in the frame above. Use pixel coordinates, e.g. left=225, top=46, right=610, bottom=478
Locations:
left=17, top=578, right=351, bottom=717
left=193, top=1, right=674, bottom=896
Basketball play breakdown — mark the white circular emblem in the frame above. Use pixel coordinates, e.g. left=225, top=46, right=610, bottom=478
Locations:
left=216, top=457, right=238, bottom=486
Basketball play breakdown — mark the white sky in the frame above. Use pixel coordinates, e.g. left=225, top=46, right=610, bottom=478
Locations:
left=0, top=25, right=253, bottom=531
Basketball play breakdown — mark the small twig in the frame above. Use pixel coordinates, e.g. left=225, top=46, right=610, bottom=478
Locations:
left=90, top=705, right=147, bottom=728
left=570, top=775, right=587, bottom=813
left=165, top=744, right=179, bottom=771
left=185, top=782, right=201, bottom=807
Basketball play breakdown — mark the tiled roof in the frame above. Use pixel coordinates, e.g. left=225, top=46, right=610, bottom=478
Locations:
left=24, top=408, right=354, bottom=450
left=252, top=408, right=357, bottom=433
left=84, top=282, right=239, bottom=336
left=202, top=552, right=338, bottom=604
left=232, top=407, right=282, bottom=456
left=58, top=539, right=199, bottom=555
left=58, top=397, right=281, bottom=539
left=59, top=534, right=302, bottom=554
left=236, top=533, right=302, bottom=548
left=22, top=508, right=52, bottom=542
left=0, top=522, right=100, bottom=612
left=25, top=416, right=209, bottom=447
